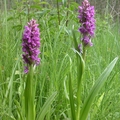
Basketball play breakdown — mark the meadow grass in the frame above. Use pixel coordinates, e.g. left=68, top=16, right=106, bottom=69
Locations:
left=0, top=1, right=120, bottom=120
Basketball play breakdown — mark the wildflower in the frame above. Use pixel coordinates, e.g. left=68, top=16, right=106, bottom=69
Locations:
left=78, top=0, right=95, bottom=47
left=22, top=19, right=40, bottom=73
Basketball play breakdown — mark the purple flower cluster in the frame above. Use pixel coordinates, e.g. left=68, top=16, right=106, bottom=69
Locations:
left=78, top=0, right=95, bottom=47
left=22, top=19, right=40, bottom=73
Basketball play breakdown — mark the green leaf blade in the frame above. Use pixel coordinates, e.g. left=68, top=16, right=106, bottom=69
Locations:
left=80, top=57, right=118, bottom=120
left=37, top=92, right=57, bottom=120
left=69, top=73, right=76, bottom=120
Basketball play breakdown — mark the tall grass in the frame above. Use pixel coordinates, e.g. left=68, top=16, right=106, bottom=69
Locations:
left=0, top=0, right=120, bottom=120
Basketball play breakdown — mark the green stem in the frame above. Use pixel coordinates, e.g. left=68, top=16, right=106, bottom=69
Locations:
left=66, top=0, right=70, bottom=26
left=25, top=65, right=35, bottom=120
left=26, top=1, right=30, bottom=21
left=69, top=73, right=76, bottom=120
left=76, top=82, right=82, bottom=120
left=56, top=0, right=60, bottom=25
left=82, top=47, right=86, bottom=61
left=76, top=58, right=82, bottom=120
left=76, top=53, right=85, bottom=120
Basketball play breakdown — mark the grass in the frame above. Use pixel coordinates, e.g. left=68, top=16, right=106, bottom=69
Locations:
left=0, top=1, right=120, bottom=120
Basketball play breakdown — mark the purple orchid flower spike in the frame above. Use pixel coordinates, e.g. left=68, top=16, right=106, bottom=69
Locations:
left=78, top=0, right=95, bottom=48
left=22, top=19, right=41, bottom=73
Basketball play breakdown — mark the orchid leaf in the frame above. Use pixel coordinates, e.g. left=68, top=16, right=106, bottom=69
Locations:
left=80, top=57, right=118, bottom=120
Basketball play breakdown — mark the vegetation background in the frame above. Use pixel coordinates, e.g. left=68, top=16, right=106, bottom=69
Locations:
left=1, top=0, right=120, bottom=18
left=0, top=0, right=120, bottom=120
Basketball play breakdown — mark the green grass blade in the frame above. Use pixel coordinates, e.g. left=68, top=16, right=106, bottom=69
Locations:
left=14, top=100, right=24, bottom=120
left=37, top=92, right=57, bottom=120
left=72, top=29, right=79, bottom=52
left=80, top=57, right=118, bottom=120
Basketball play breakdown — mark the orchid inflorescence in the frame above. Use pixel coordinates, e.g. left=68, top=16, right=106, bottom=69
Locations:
left=78, top=0, right=95, bottom=51
left=22, top=19, right=41, bottom=73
